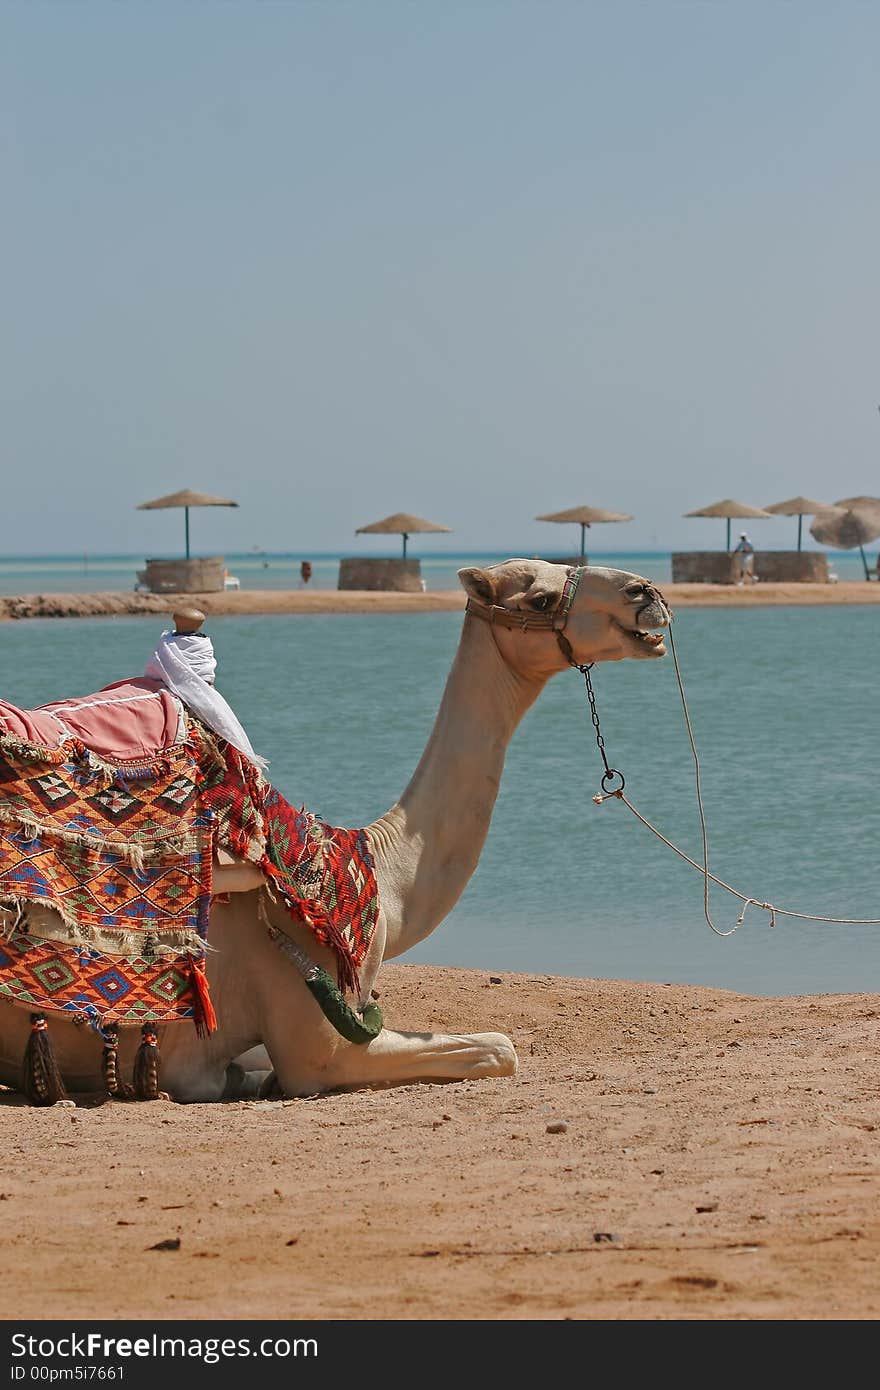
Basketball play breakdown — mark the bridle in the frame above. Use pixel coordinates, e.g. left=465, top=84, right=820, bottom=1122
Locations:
left=465, top=566, right=670, bottom=668
left=467, top=564, right=670, bottom=803
left=465, top=565, right=587, bottom=666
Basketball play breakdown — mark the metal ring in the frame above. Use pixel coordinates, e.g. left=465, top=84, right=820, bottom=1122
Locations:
left=600, top=769, right=626, bottom=795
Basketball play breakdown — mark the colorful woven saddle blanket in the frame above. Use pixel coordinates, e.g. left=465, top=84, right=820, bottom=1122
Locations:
left=0, top=681, right=379, bottom=1035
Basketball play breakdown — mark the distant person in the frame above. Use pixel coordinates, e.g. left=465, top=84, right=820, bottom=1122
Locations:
left=732, top=532, right=755, bottom=585
left=300, top=560, right=313, bottom=586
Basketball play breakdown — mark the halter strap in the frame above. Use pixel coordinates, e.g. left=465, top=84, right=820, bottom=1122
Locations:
left=465, top=567, right=584, bottom=664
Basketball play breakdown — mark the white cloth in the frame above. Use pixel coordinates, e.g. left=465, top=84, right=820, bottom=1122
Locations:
left=144, top=631, right=268, bottom=769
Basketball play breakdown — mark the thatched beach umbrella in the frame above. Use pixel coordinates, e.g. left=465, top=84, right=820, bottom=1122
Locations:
left=834, top=495, right=880, bottom=519
left=534, top=505, right=633, bottom=561
left=355, top=511, right=452, bottom=559
left=137, top=488, right=239, bottom=559
left=683, top=498, right=773, bottom=552
left=810, top=505, right=880, bottom=579
left=763, top=496, right=828, bottom=552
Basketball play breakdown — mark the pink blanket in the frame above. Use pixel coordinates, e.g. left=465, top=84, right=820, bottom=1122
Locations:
left=0, top=679, right=182, bottom=762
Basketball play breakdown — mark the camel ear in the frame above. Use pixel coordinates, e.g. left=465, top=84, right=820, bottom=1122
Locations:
left=458, top=567, right=498, bottom=605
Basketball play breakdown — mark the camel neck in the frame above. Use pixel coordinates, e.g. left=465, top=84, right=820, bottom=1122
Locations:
left=369, top=616, right=545, bottom=956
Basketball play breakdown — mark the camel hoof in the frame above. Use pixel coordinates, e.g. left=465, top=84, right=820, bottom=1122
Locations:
left=222, top=1062, right=274, bottom=1101
left=472, top=1032, right=518, bottom=1077
left=258, top=1070, right=284, bottom=1101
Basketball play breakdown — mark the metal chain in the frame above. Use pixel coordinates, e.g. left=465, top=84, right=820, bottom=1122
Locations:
left=578, top=635, right=880, bottom=932
left=577, top=663, right=625, bottom=795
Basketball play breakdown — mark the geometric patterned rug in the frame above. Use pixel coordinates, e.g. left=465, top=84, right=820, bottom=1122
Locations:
left=198, top=747, right=380, bottom=997
left=0, top=818, right=213, bottom=938
left=0, top=688, right=380, bottom=1034
left=0, top=931, right=201, bottom=1027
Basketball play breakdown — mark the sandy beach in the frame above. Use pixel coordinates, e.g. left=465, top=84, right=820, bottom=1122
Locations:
left=1, top=962, right=877, bottom=1322
left=1, top=581, right=880, bottom=620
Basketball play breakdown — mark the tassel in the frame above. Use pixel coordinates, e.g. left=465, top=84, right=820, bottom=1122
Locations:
left=132, top=1024, right=161, bottom=1101
left=23, top=1013, right=67, bottom=1106
left=101, top=1023, right=133, bottom=1100
left=189, top=956, right=217, bottom=1038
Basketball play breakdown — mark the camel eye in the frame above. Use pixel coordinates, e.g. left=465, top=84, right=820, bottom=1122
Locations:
left=531, top=592, right=552, bottom=611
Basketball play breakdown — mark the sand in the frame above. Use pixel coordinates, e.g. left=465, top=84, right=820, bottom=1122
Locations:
left=1, top=581, right=880, bottom=620
left=2, top=963, right=878, bottom=1322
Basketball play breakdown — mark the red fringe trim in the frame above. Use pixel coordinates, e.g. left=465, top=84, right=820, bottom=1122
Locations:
left=260, top=856, right=361, bottom=997
left=190, top=956, right=217, bottom=1038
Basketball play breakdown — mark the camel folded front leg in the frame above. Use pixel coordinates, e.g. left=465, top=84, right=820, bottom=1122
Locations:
left=272, top=1028, right=518, bottom=1097
left=221, top=1045, right=274, bottom=1099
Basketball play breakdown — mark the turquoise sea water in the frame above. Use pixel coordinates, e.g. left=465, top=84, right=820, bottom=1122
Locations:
left=1, top=599, right=877, bottom=997
left=0, top=546, right=875, bottom=594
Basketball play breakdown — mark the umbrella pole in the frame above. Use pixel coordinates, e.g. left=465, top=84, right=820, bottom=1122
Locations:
left=185, top=507, right=190, bottom=560
left=797, top=514, right=803, bottom=552
left=726, top=518, right=731, bottom=552
left=860, top=544, right=869, bottom=580
left=580, top=522, right=586, bottom=561
left=402, top=532, right=408, bottom=560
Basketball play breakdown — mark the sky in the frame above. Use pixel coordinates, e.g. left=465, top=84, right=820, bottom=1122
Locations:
left=2, top=1, right=879, bottom=557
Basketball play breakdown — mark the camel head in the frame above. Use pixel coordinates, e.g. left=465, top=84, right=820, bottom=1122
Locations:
left=458, top=558, right=670, bottom=678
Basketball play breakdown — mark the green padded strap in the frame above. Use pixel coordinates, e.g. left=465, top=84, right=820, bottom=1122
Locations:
left=303, top=967, right=384, bottom=1044
left=267, top=922, right=384, bottom=1045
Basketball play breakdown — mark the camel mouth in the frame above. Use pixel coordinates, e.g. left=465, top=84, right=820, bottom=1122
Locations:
left=612, top=618, right=667, bottom=657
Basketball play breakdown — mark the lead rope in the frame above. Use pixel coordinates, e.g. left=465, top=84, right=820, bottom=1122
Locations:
left=579, top=627, right=880, bottom=935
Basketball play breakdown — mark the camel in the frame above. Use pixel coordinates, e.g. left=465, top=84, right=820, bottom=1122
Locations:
left=0, top=559, right=669, bottom=1103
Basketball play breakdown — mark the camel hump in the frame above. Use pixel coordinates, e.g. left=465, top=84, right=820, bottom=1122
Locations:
left=172, top=607, right=207, bottom=635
